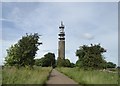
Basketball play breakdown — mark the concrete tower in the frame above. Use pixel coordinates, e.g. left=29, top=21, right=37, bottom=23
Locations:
left=58, top=21, right=65, bottom=59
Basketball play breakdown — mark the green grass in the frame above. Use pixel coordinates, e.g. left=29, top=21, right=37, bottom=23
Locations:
left=0, top=66, right=2, bottom=85
left=2, top=66, right=52, bottom=85
left=118, top=69, right=120, bottom=86
left=57, top=67, right=118, bottom=85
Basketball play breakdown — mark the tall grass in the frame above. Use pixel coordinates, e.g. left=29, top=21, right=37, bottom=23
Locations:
left=118, top=68, right=120, bottom=86
left=57, top=67, right=118, bottom=85
left=2, top=66, right=52, bottom=84
left=0, top=66, right=2, bottom=85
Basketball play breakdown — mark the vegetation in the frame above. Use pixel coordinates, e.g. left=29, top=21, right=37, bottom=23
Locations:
left=70, top=63, right=75, bottom=68
left=3, top=32, right=117, bottom=86
left=2, top=66, right=52, bottom=84
left=35, top=52, right=56, bottom=67
left=0, top=67, right=1, bottom=85
left=76, top=44, right=107, bottom=69
left=57, top=58, right=66, bottom=67
left=57, top=58, right=75, bottom=67
left=107, top=62, right=116, bottom=68
left=5, top=33, right=42, bottom=68
left=57, top=67, right=118, bottom=85
left=64, top=59, right=71, bottom=67
left=119, top=68, right=120, bottom=86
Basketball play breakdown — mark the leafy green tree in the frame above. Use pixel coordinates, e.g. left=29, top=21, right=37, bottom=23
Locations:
left=5, top=44, right=20, bottom=66
left=5, top=33, right=42, bottom=68
left=43, top=52, right=56, bottom=67
left=76, top=60, right=83, bottom=67
left=70, top=63, right=75, bottom=68
left=64, top=59, right=71, bottom=67
left=107, top=62, right=116, bottom=68
left=57, top=58, right=66, bottom=67
left=76, top=44, right=106, bottom=69
left=34, top=58, right=44, bottom=66
left=57, top=58, right=73, bottom=67
left=35, top=53, right=56, bottom=67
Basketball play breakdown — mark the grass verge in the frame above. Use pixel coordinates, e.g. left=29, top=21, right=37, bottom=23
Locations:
left=2, top=66, right=52, bottom=85
left=57, top=67, right=118, bottom=85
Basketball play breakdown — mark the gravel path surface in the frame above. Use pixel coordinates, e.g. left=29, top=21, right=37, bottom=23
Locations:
left=46, top=69, right=80, bottom=86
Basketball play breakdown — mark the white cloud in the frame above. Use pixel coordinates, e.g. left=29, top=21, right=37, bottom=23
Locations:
left=0, top=18, right=14, bottom=22
left=81, top=33, right=94, bottom=40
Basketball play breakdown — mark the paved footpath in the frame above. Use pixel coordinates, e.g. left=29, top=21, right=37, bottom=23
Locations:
left=46, top=69, right=80, bottom=86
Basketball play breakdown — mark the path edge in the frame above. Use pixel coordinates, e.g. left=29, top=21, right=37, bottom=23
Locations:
left=44, top=68, right=53, bottom=86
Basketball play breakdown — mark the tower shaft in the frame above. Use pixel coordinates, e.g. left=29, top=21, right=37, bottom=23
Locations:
left=58, top=21, right=65, bottom=59
left=58, top=40, right=65, bottom=59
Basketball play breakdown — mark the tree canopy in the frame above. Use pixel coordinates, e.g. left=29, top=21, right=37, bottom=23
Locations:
left=57, top=58, right=74, bottom=67
left=107, top=62, right=116, bottom=68
left=35, top=52, right=56, bottom=67
left=5, top=33, right=42, bottom=68
left=76, top=44, right=107, bottom=69
left=57, top=58, right=66, bottom=67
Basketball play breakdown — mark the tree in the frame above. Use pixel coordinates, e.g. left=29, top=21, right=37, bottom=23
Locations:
left=57, top=58, right=73, bottom=67
left=76, top=60, right=83, bottom=67
left=76, top=44, right=106, bottom=69
left=35, top=52, right=56, bottom=67
left=57, top=58, right=66, bottom=67
left=64, top=59, right=71, bottom=67
left=70, top=63, right=75, bottom=68
left=34, top=58, right=44, bottom=66
left=5, top=44, right=20, bottom=66
left=43, top=52, right=56, bottom=67
left=5, top=33, right=42, bottom=68
left=107, top=62, right=116, bottom=68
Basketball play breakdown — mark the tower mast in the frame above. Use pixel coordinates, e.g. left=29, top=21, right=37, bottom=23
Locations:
left=58, top=21, right=65, bottom=59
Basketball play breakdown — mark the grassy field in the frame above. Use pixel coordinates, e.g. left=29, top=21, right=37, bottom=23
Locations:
left=117, top=69, right=119, bottom=86
left=2, top=66, right=52, bottom=85
left=0, top=67, right=2, bottom=85
left=57, top=67, right=118, bottom=85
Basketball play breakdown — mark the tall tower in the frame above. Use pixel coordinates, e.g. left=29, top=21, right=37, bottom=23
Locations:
left=58, top=21, right=65, bottom=59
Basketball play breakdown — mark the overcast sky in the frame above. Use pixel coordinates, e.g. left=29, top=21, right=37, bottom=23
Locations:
left=1, top=2, right=118, bottom=65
